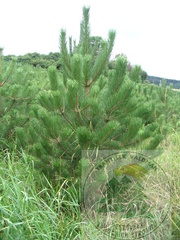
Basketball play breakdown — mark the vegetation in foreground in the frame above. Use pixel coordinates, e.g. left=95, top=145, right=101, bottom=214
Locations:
left=0, top=132, right=179, bottom=239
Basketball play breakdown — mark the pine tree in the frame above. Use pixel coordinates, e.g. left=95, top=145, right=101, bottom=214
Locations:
left=136, top=79, right=180, bottom=134
left=0, top=48, right=17, bottom=144
left=0, top=49, right=40, bottom=148
left=19, top=7, right=163, bottom=179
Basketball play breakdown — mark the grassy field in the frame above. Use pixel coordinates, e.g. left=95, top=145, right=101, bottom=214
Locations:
left=0, top=131, right=179, bottom=239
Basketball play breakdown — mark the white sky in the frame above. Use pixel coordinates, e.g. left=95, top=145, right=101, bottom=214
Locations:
left=1, top=0, right=180, bottom=80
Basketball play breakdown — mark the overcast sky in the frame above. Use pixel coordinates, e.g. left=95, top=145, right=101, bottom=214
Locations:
left=1, top=0, right=180, bottom=80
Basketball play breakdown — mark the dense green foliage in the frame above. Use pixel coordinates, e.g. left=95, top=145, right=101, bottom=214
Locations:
left=3, top=52, right=61, bottom=69
left=0, top=6, right=180, bottom=239
left=0, top=59, right=48, bottom=148
left=13, top=7, right=168, bottom=180
left=1, top=7, right=179, bottom=180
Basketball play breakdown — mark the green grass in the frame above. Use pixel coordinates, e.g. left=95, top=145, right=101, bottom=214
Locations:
left=0, top=131, right=179, bottom=239
left=158, top=132, right=180, bottom=239
left=0, top=150, right=81, bottom=240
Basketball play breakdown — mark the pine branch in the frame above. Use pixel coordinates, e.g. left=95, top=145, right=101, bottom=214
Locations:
left=2, top=99, right=16, bottom=116
left=107, top=87, right=133, bottom=118
left=69, top=37, right=73, bottom=56
left=60, top=30, right=72, bottom=75
left=8, top=117, right=30, bottom=139
left=60, top=111, right=76, bottom=131
left=87, top=31, right=116, bottom=88
left=80, top=7, right=90, bottom=55
left=75, top=92, right=83, bottom=125
left=0, top=59, right=15, bottom=87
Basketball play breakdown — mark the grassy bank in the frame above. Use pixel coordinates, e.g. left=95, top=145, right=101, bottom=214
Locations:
left=0, top=131, right=179, bottom=239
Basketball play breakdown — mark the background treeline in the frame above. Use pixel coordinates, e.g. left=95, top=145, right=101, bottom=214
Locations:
left=3, top=52, right=180, bottom=89
left=147, top=75, right=180, bottom=89
left=3, top=52, right=61, bottom=69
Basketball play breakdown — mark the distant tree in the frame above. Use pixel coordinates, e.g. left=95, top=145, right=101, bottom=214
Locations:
left=141, top=70, right=148, bottom=81
left=129, top=65, right=142, bottom=83
left=109, top=53, right=147, bottom=82
left=4, top=52, right=61, bottom=69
